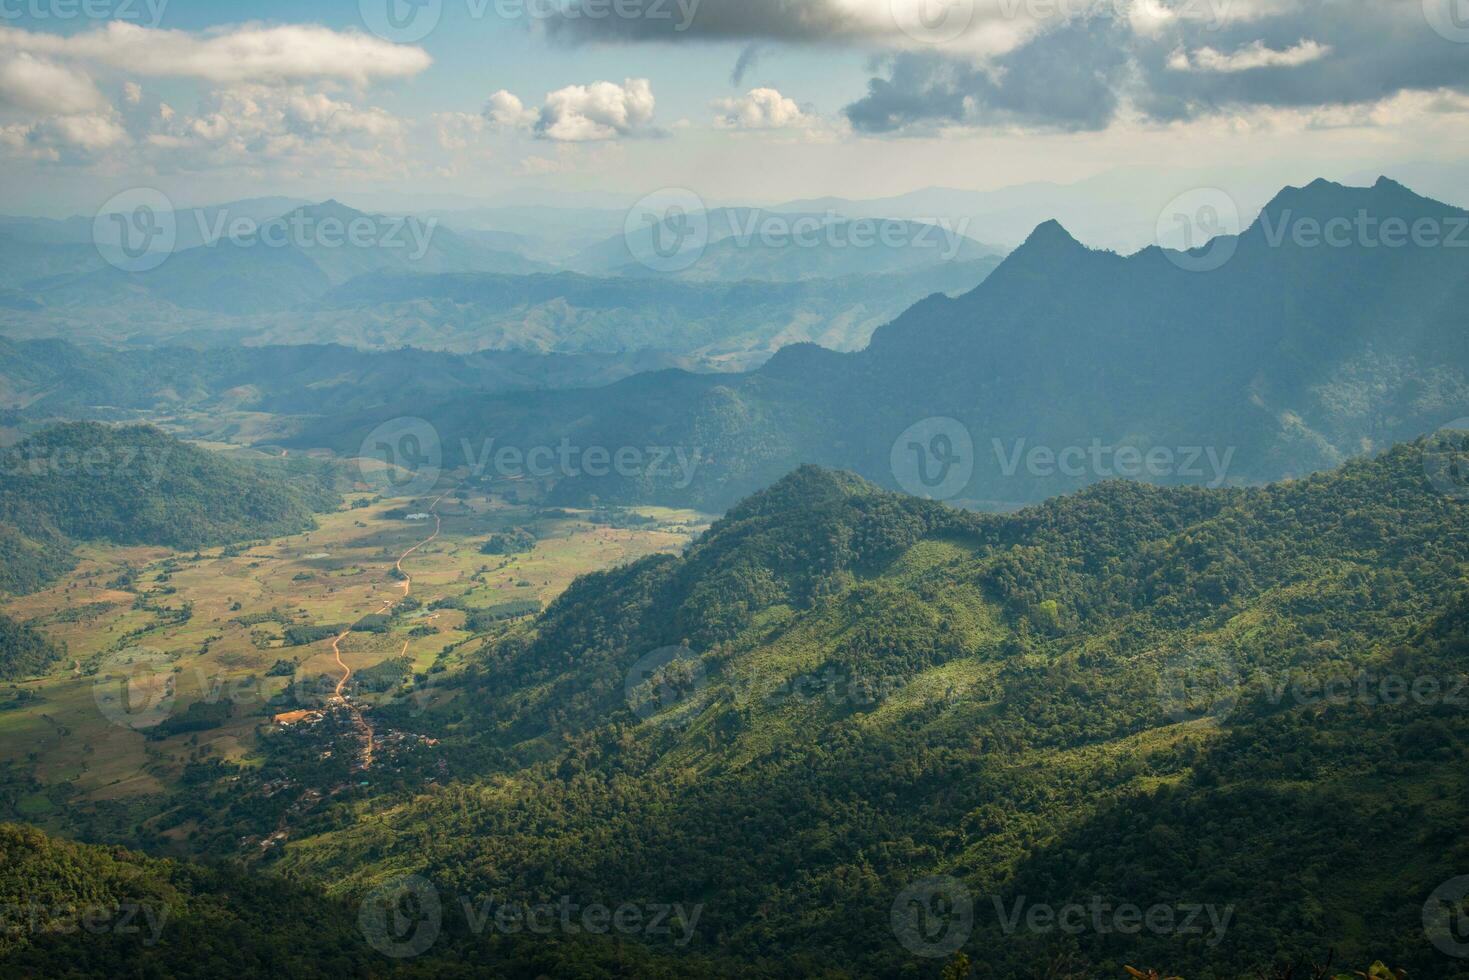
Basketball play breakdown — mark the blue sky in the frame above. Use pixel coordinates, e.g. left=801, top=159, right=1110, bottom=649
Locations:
left=1, top=0, right=1468, bottom=220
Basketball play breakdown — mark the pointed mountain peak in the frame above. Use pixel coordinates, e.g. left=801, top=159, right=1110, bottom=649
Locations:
left=985, top=219, right=1096, bottom=276
left=1022, top=218, right=1084, bottom=251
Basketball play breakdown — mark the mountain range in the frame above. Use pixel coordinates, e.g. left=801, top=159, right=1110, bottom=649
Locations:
left=306, top=177, right=1469, bottom=511
left=772, top=162, right=1469, bottom=253
left=0, top=200, right=1000, bottom=366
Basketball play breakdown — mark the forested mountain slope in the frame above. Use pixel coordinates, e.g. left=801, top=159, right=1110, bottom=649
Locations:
left=269, top=441, right=1469, bottom=978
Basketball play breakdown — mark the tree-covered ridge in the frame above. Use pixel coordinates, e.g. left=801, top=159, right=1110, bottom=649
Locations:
left=0, top=822, right=743, bottom=978
left=0, top=813, right=1422, bottom=980
left=0, top=821, right=366, bottom=974
left=274, top=443, right=1469, bottom=978
left=0, top=613, right=61, bottom=680
left=0, top=422, right=338, bottom=593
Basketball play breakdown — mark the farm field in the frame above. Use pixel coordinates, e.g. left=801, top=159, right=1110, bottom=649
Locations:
left=0, top=485, right=708, bottom=845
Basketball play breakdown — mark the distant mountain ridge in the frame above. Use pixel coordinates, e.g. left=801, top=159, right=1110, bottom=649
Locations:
left=32, top=200, right=550, bottom=316
left=0, top=337, right=702, bottom=424
left=312, top=176, right=1469, bottom=510
left=0, top=199, right=1002, bottom=364
left=568, top=206, right=1000, bottom=280
left=0, top=261, right=1000, bottom=368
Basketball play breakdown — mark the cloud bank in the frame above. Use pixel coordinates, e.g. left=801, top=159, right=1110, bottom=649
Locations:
left=534, top=0, right=1469, bottom=134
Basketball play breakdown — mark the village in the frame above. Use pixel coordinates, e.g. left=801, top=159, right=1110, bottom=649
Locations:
left=241, top=697, right=445, bottom=853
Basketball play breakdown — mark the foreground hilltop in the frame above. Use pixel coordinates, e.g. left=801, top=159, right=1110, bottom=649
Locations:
left=260, top=438, right=1469, bottom=977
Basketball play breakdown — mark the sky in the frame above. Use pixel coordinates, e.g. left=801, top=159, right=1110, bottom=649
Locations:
left=1, top=0, right=1468, bottom=219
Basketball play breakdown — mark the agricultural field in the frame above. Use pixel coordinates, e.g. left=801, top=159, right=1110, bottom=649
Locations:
left=0, top=484, right=708, bottom=847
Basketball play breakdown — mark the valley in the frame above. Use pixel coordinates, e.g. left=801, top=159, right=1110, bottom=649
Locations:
left=0, top=469, right=707, bottom=855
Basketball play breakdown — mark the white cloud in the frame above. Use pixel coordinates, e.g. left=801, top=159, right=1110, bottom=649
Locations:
left=0, top=22, right=428, bottom=172
left=278, top=90, right=402, bottom=138
left=483, top=90, right=537, bottom=129
left=1127, top=0, right=1177, bottom=38
left=0, top=22, right=429, bottom=169
left=0, top=111, right=127, bottom=160
left=712, top=87, right=811, bottom=130
left=486, top=78, right=662, bottom=142
left=538, top=78, right=658, bottom=141
left=39, top=112, right=128, bottom=149
left=138, top=84, right=409, bottom=175
left=0, top=22, right=431, bottom=86
left=0, top=52, right=106, bottom=115
left=1168, top=39, right=1331, bottom=73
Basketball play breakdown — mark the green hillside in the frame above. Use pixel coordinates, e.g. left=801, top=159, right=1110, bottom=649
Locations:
left=0, top=422, right=338, bottom=594
left=266, top=445, right=1469, bottom=978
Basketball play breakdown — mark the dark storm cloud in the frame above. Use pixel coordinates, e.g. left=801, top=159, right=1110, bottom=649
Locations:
left=845, top=22, right=1132, bottom=133
left=1135, top=1, right=1469, bottom=121
left=846, top=2, right=1469, bottom=132
left=539, top=0, right=1469, bottom=133
left=541, top=0, right=874, bottom=44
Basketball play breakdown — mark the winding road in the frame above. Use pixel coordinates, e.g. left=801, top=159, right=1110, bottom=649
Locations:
left=328, top=489, right=450, bottom=770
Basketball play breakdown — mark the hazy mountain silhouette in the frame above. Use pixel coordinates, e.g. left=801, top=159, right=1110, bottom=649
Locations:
left=318, top=177, right=1469, bottom=510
